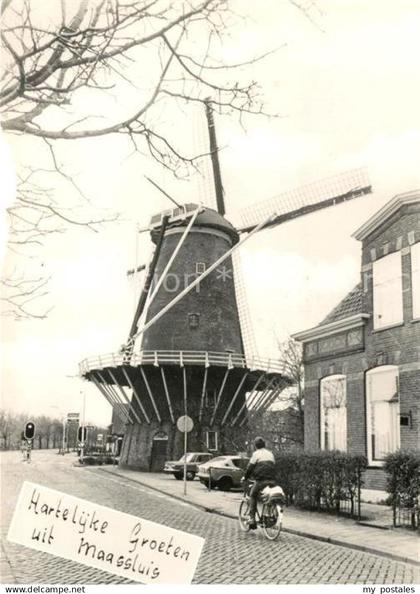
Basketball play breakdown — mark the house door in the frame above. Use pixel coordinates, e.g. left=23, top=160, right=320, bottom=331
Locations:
left=150, top=432, right=168, bottom=472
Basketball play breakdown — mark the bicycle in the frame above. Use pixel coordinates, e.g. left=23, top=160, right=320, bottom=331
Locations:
left=238, top=480, right=284, bottom=540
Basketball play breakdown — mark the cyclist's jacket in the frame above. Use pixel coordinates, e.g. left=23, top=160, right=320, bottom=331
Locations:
left=244, top=448, right=276, bottom=481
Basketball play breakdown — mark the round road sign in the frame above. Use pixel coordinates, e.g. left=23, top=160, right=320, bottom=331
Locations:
left=177, top=415, right=194, bottom=433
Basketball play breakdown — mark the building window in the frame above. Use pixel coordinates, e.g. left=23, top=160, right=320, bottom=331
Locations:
left=366, top=366, right=400, bottom=465
left=188, top=313, right=200, bottom=329
left=372, top=251, right=403, bottom=329
left=206, top=430, right=218, bottom=451
left=411, top=242, right=420, bottom=319
left=320, top=375, right=347, bottom=452
left=196, top=262, right=206, bottom=274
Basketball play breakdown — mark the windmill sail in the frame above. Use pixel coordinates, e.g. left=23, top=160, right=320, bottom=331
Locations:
left=238, top=167, right=372, bottom=233
left=232, top=250, right=259, bottom=360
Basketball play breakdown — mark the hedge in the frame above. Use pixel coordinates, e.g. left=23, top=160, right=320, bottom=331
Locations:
left=384, top=450, right=420, bottom=529
left=274, top=451, right=367, bottom=517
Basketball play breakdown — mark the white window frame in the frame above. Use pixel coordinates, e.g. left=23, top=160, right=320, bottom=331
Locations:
left=372, top=251, right=403, bottom=330
left=196, top=262, right=206, bottom=274
left=366, top=365, right=400, bottom=466
left=206, top=430, right=218, bottom=451
left=320, top=374, right=347, bottom=452
left=411, top=242, right=420, bottom=320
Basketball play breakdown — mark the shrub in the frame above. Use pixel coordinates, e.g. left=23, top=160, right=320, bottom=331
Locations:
left=275, top=451, right=367, bottom=516
left=384, top=450, right=420, bottom=508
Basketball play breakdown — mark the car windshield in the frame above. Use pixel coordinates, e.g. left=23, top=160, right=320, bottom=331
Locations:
left=178, top=453, right=195, bottom=462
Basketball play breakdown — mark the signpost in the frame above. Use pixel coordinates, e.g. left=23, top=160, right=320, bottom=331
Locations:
left=177, top=415, right=194, bottom=496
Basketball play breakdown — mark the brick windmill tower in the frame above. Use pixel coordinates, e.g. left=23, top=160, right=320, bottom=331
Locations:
left=79, top=102, right=372, bottom=471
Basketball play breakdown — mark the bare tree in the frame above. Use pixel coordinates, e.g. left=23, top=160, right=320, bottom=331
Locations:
left=276, top=337, right=305, bottom=436
left=243, top=338, right=304, bottom=451
left=1, top=0, right=321, bottom=318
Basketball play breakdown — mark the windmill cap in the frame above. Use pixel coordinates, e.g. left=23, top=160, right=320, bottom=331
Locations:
left=150, top=204, right=239, bottom=244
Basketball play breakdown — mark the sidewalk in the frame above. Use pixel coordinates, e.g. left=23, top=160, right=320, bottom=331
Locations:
left=97, top=466, right=419, bottom=567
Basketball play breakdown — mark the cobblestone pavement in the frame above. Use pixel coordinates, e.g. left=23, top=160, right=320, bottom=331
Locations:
left=1, top=451, right=419, bottom=585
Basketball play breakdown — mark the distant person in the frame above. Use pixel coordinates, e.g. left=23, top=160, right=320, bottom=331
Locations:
left=243, top=437, right=277, bottom=529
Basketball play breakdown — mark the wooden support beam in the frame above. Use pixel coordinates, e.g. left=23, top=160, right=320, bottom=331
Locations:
left=108, top=369, right=142, bottom=424
left=210, top=369, right=230, bottom=426
left=258, top=387, right=282, bottom=412
left=96, top=376, right=126, bottom=420
left=122, top=367, right=150, bottom=424
left=199, top=368, right=208, bottom=422
left=90, top=373, right=115, bottom=410
left=249, top=377, right=277, bottom=412
left=140, top=367, right=161, bottom=423
left=245, top=387, right=282, bottom=427
left=160, top=367, right=175, bottom=424
left=97, top=371, right=133, bottom=424
left=231, top=373, right=266, bottom=427
left=91, top=373, right=129, bottom=425
left=221, top=371, right=248, bottom=426
left=239, top=377, right=278, bottom=427
left=246, top=375, right=271, bottom=411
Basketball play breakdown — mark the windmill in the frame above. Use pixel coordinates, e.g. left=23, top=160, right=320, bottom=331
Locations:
left=79, top=101, right=372, bottom=471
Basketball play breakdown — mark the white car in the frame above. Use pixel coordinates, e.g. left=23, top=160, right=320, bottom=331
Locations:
left=197, top=455, right=249, bottom=491
left=163, top=452, right=214, bottom=480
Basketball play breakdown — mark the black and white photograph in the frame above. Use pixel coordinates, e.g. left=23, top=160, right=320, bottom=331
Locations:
left=1, top=0, right=419, bottom=589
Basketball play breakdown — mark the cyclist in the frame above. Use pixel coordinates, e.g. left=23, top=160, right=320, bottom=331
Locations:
left=243, top=436, right=277, bottom=529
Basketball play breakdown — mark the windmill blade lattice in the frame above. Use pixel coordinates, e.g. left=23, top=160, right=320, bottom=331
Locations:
left=238, top=167, right=371, bottom=232
left=232, top=250, right=259, bottom=360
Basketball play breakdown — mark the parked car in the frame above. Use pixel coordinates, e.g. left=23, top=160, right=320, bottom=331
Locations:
left=163, top=452, right=214, bottom=480
left=198, top=455, right=249, bottom=491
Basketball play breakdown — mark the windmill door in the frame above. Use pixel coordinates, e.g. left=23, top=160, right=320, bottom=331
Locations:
left=150, top=432, right=168, bottom=472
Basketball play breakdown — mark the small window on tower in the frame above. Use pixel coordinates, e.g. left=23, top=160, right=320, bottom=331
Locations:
left=196, top=262, right=206, bottom=274
left=188, top=313, right=200, bottom=329
left=205, top=389, right=216, bottom=409
left=206, top=430, right=218, bottom=451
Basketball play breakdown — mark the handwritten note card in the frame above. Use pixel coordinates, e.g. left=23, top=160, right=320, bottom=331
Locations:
left=8, top=481, right=205, bottom=584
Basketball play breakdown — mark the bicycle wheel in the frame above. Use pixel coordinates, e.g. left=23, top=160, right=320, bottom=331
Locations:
left=261, top=502, right=283, bottom=540
left=238, top=500, right=251, bottom=532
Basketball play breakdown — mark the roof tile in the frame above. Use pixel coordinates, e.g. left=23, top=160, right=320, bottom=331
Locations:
left=319, top=283, right=364, bottom=325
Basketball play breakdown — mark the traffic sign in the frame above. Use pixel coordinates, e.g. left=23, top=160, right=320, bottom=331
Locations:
left=177, top=415, right=193, bottom=433
left=67, top=413, right=80, bottom=421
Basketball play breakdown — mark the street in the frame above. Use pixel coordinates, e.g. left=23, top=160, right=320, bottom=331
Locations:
left=1, top=450, right=418, bottom=585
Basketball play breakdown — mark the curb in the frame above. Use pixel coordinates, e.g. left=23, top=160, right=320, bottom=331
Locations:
left=97, top=467, right=420, bottom=568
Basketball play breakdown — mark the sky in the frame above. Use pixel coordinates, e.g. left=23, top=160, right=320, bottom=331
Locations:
left=1, top=0, right=420, bottom=427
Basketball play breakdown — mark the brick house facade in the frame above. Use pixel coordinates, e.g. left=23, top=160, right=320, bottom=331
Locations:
left=293, top=190, right=420, bottom=490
